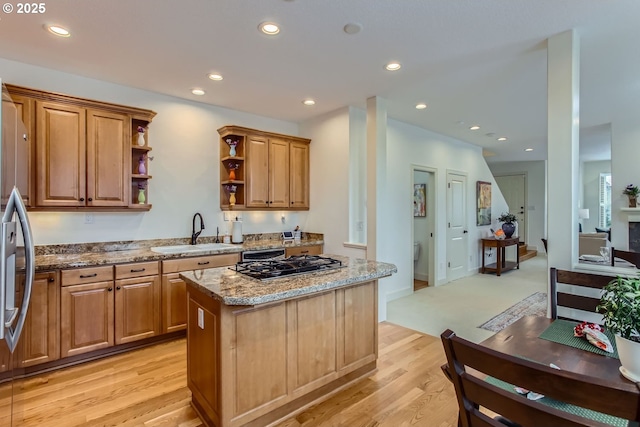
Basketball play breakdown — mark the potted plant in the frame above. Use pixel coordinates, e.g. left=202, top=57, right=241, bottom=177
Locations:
left=497, top=212, right=517, bottom=238
left=623, top=184, right=639, bottom=207
left=597, top=275, right=640, bottom=381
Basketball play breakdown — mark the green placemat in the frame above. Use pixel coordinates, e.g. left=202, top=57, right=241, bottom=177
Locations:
left=539, top=319, right=619, bottom=359
left=485, top=376, right=628, bottom=427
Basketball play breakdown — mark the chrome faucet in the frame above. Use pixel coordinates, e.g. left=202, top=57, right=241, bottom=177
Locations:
left=191, top=213, right=205, bottom=245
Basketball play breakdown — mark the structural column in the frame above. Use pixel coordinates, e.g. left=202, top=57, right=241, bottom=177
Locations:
left=547, top=30, right=580, bottom=269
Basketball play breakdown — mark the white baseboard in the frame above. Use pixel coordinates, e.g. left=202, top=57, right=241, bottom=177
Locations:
left=386, top=286, right=413, bottom=301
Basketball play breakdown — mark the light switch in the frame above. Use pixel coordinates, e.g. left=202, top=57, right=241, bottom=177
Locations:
left=197, top=307, right=204, bottom=329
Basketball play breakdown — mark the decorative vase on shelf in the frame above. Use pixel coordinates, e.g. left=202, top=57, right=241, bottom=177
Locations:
left=137, top=132, right=145, bottom=146
left=502, top=222, right=516, bottom=238
left=137, top=158, right=146, bottom=175
left=229, top=192, right=236, bottom=207
left=229, top=145, right=237, bottom=157
left=137, top=189, right=146, bottom=204
left=629, top=196, right=637, bottom=208
left=229, top=169, right=236, bottom=180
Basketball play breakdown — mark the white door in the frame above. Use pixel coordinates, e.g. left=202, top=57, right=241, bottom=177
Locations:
left=446, top=172, right=467, bottom=281
left=495, top=174, right=526, bottom=242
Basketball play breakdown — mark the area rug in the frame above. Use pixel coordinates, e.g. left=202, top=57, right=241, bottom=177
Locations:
left=478, top=292, right=547, bottom=332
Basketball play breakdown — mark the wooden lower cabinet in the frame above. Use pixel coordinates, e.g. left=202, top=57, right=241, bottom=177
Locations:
left=161, top=253, right=239, bottom=334
left=0, top=337, right=10, bottom=373
left=161, top=273, right=187, bottom=333
left=61, top=262, right=162, bottom=358
left=0, top=271, right=59, bottom=372
left=61, top=280, right=115, bottom=358
left=19, top=271, right=60, bottom=367
left=187, top=280, right=378, bottom=427
left=115, top=274, right=160, bottom=345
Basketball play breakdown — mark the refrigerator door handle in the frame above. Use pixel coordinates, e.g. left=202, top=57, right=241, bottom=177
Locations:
left=1, top=187, right=35, bottom=352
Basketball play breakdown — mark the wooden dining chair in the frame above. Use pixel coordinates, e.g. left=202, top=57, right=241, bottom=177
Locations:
left=441, top=329, right=640, bottom=427
left=612, top=248, right=640, bottom=268
left=549, top=267, right=615, bottom=321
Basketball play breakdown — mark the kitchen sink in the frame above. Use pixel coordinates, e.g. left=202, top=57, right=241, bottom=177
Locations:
left=150, top=243, right=238, bottom=254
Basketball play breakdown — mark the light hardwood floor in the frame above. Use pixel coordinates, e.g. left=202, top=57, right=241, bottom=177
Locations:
left=1, top=322, right=458, bottom=427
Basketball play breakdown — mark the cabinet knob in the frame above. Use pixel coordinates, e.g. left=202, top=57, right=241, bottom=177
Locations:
left=88, top=197, right=93, bottom=202
left=48, top=277, right=54, bottom=282
left=291, top=201, right=294, bottom=204
left=79, top=197, right=85, bottom=202
left=108, top=287, right=113, bottom=292
left=116, top=286, right=121, bottom=290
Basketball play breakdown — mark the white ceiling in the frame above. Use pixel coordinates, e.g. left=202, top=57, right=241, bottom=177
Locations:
left=1, top=0, right=636, bottom=163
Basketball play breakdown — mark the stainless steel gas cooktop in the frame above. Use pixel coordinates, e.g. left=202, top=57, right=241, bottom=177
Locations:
left=232, top=255, right=343, bottom=280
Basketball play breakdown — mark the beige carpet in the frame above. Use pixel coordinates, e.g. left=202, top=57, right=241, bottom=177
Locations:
left=387, top=254, right=548, bottom=343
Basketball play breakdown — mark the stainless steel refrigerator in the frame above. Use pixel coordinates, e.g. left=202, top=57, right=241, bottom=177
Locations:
left=0, top=78, right=36, bottom=427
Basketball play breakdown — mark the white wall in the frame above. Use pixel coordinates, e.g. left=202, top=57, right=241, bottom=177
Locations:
left=383, top=119, right=508, bottom=300
left=489, top=160, right=547, bottom=252
left=0, top=57, right=312, bottom=245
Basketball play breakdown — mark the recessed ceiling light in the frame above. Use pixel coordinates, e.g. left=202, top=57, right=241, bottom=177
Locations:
left=343, top=23, right=363, bottom=35
left=415, top=103, right=427, bottom=110
left=385, top=62, right=401, bottom=71
left=469, top=125, right=480, bottom=130
left=208, top=73, right=223, bottom=81
left=302, top=99, right=315, bottom=106
left=45, top=25, right=71, bottom=37
left=497, top=137, right=508, bottom=141
left=525, top=148, right=533, bottom=152
left=259, top=22, right=280, bottom=35
left=191, top=88, right=205, bottom=96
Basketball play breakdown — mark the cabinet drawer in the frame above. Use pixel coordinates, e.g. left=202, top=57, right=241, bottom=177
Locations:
left=115, top=261, right=160, bottom=279
left=285, top=245, right=323, bottom=257
left=162, top=253, right=240, bottom=274
left=61, top=265, right=114, bottom=286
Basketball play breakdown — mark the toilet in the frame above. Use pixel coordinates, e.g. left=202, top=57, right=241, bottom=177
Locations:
left=413, top=241, right=421, bottom=261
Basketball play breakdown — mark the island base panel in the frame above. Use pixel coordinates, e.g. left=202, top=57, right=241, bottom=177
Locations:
left=191, top=361, right=375, bottom=427
left=186, top=279, right=378, bottom=427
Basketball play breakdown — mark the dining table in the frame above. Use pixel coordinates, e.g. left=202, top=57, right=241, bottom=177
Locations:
left=480, top=315, right=638, bottom=395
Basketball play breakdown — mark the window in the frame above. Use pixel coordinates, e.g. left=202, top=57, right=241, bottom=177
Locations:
left=599, top=173, right=611, bottom=228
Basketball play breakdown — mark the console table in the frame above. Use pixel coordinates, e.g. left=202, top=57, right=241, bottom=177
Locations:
left=481, top=236, right=520, bottom=276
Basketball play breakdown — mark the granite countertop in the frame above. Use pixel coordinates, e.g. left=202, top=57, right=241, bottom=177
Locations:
left=180, top=255, right=397, bottom=306
left=34, top=235, right=324, bottom=271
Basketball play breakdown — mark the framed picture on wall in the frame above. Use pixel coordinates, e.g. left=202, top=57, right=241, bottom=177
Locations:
left=414, top=184, right=426, bottom=217
left=477, top=181, right=491, bottom=226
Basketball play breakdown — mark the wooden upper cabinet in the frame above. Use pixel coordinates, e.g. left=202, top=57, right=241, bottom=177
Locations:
left=36, top=101, right=86, bottom=207
left=220, top=125, right=310, bottom=211
left=269, top=138, right=290, bottom=208
left=246, top=135, right=270, bottom=208
left=1, top=93, right=33, bottom=207
left=289, top=141, right=309, bottom=209
left=6, top=83, right=155, bottom=211
left=86, top=109, right=129, bottom=207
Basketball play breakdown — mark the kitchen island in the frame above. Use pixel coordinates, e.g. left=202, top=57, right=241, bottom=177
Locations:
left=181, top=255, right=397, bottom=427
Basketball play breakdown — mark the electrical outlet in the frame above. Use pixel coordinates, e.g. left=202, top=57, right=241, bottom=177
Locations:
left=357, top=221, right=364, bottom=231
left=198, top=307, right=204, bottom=329
left=223, top=212, right=230, bottom=221
left=281, top=215, right=286, bottom=224
left=84, top=213, right=94, bottom=224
